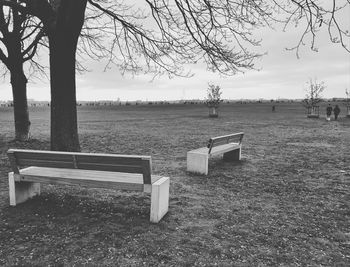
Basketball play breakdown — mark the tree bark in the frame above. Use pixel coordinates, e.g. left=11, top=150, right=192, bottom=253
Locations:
left=0, top=2, right=50, bottom=144
left=7, top=10, right=31, bottom=142
left=49, top=34, right=80, bottom=151
left=10, top=67, right=31, bottom=141
left=47, top=0, right=87, bottom=151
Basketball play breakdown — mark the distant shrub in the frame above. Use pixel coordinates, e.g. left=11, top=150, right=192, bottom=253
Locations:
left=205, top=84, right=223, bottom=108
left=302, top=79, right=325, bottom=108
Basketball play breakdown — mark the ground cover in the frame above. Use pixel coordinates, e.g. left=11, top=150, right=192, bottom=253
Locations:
left=0, top=102, right=349, bottom=266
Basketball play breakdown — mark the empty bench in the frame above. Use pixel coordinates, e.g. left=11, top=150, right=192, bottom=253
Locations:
left=187, top=132, right=244, bottom=175
left=7, top=149, right=169, bottom=223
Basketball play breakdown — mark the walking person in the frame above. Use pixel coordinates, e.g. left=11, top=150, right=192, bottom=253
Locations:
left=334, top=105, right=341, bottom=120
left=326, top=104, right=332, bottom=121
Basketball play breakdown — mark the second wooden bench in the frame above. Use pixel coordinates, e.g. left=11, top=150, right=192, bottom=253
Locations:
left=187, top=132, right=244, bottom=175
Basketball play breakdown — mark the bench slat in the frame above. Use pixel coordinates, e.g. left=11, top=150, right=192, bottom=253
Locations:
left=13, top=151, right=75, bottom=161
left=8, top=149, right=151, bottom=159
left=15, top=160, right=144, bottom=174
left=13, top=152, right=146, bottom=165
left=77, top=163, right=143, bottom=173
left=16, top=159, right=74, bottom=169
left=210, top=132, right=244, bottom=142
left=210, top=143, right=240, bottom=156
left=19, top=167, right=162, bottom=183
left=76, top=155, right=143, bottom=165
left=20, top=174, right=145, bottom=191
left=212, top=139, right=239, bottom=147
left=14, top=152, right=145, bottom=165
left=189, top=143, right=240, bottom=156
left=16, top=167, right=162, bottom=192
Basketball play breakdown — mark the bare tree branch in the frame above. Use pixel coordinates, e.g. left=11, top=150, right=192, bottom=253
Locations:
left=1, top=0, right=349, bottom=78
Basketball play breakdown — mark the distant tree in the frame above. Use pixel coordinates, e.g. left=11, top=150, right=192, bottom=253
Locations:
left=302, top=79, right=325, bottom=108
left=0, top=4, right=45, bottom=141
left=205, top=84, right=223, bottom=108
left=346, top=88, right=349, bottom=106
left=205, top=83, right=223, bottom=117
left=0, top=0, right=349, bottom=150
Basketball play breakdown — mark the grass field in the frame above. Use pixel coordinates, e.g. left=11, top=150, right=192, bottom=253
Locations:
left=0, top=102, right=349, bottom=266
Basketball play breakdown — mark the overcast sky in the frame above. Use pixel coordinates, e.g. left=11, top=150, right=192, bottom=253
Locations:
left=0, top=6, right=349, bottom=101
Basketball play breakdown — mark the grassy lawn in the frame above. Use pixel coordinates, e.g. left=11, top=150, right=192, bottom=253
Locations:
left=0, top=102, right=349, bottom=266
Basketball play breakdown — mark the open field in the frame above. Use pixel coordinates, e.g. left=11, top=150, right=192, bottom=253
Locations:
left=0, top=102, right=349, bottom=266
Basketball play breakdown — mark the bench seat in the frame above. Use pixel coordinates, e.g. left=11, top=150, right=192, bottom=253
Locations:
left=187, top=143, right=240, bottom=156
left=15, top=167, right=163, bottom=192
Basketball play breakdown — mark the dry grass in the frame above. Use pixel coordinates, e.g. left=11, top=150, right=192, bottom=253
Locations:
left=0, top=102, right=349, bottom=266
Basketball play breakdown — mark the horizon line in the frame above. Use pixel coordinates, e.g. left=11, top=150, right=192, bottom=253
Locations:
left=0, top=97, right=348, bottom=103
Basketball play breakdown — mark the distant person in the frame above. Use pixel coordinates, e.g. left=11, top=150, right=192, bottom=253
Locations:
left=326, top=104, right=332, bottom=121
left=272, top=105, right=276, bottom=112
left=333, top=105, right=341, bottom=120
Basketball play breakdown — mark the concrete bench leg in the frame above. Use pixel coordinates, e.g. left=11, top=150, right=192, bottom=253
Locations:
left=8, top=172, right=40, bottom=206
left=187, top=152, right=209, bottom=175
left=223, top=147, right=241, bottom=161
left=150, top=177, right=170, bottom=223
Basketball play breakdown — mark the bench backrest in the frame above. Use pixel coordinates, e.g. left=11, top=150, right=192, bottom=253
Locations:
left=7, top=149, right=152, bottom=184
left=207, top=132, right=244, bottom=154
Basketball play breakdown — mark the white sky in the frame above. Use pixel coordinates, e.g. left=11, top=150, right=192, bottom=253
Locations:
left=0, top=4, right=349, bottom=101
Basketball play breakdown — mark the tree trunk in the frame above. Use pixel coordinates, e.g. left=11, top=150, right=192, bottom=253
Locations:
left=208, top=106, right=219, bottom=118
left=6, top=8, right=31, bottom=142
left=10, top=68, right=31, bottom=141
left=49, top=32, right=81, bottom=151
left=47, top=0, right=87, bottom=152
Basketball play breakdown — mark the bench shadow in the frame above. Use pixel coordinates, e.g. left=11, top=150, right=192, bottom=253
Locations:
left=184, top=157, right=248, bottom=189
left=1, top=188, right=166, bottom=242
left=186, top=156, right=246, bottom=176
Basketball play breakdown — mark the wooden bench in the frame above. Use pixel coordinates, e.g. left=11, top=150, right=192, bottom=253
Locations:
left=187, top=132, right=244, bottom=175
left=7, top=149, right=169, bottom=223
